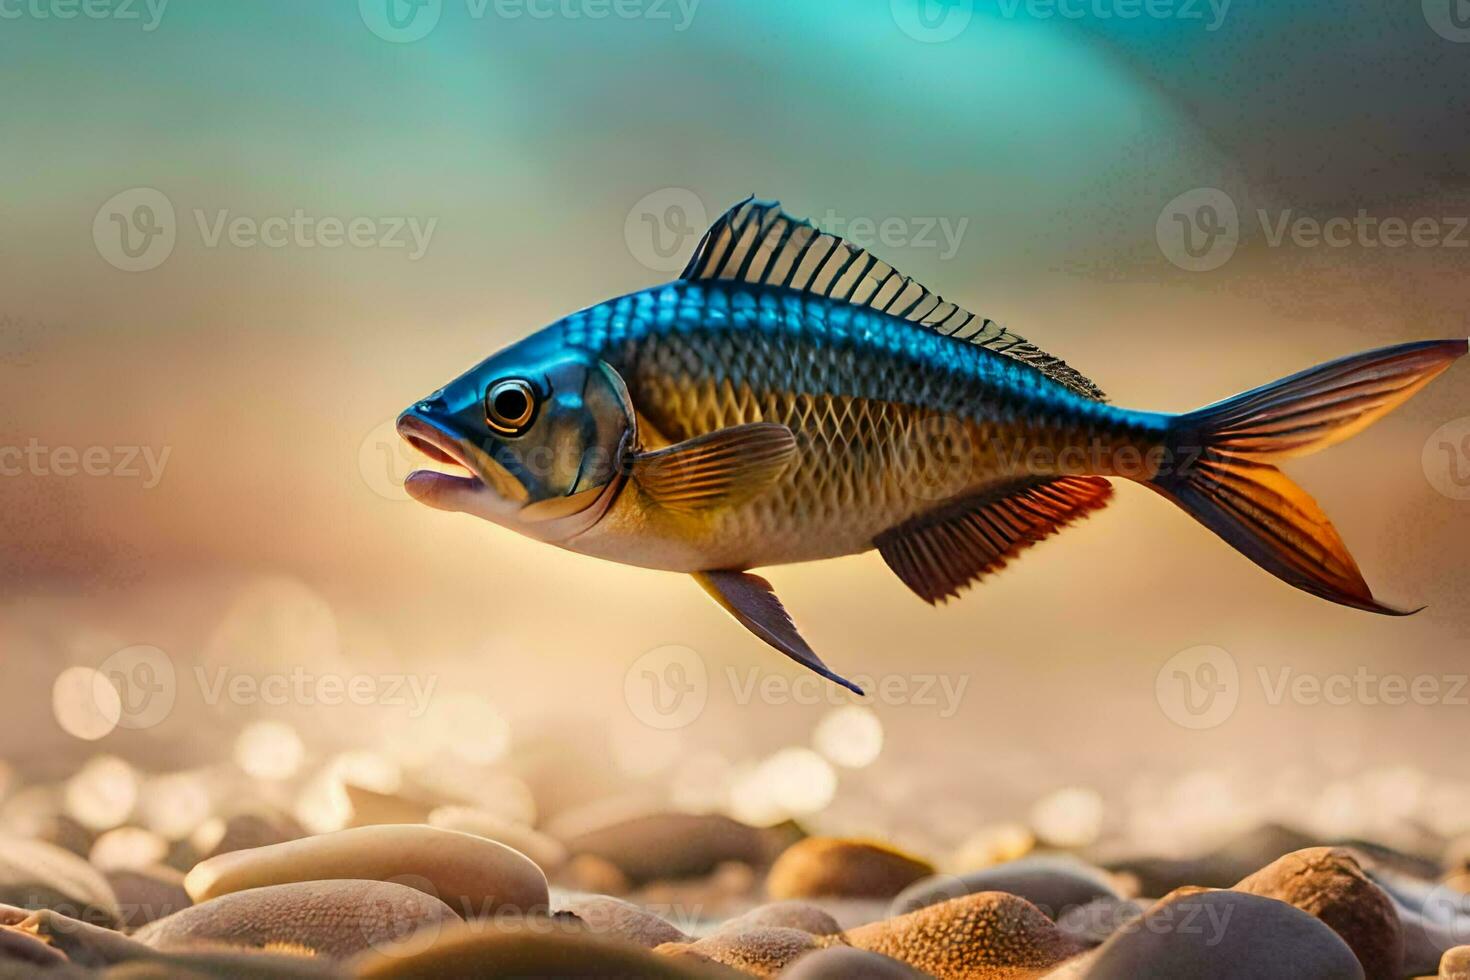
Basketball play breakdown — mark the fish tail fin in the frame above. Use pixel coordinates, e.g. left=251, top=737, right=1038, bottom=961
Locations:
left=1148, top=338, right=1467, bottom=614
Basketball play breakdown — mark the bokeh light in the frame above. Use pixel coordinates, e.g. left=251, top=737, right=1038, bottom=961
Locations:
left=812, top=705, right=884, bottom=769
left=234, top=720, right=306, bottom=781
left=52, top=667, right=121, bottom=741
left=64, top=755, right=138, bottom=831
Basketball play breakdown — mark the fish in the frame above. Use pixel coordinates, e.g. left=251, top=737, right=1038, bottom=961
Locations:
left=397, top=197, right=1466, bottom=694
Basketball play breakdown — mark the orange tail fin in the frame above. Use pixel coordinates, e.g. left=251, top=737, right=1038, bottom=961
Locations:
left=1150, top=339, right=1466, bottom=614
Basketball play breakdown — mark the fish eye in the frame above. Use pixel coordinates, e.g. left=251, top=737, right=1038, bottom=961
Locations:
left=485, top=378, right=536, bottom=434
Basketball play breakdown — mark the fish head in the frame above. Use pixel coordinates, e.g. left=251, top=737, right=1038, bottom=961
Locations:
left=396, top=333, right=635, bottom=542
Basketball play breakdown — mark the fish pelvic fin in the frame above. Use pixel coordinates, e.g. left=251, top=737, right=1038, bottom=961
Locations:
left=631, top=422, right=797, bottom=515
left=694, top=570, right=864, bottom=696
left=876, top=476, right=1114, bottom=604
left=1152, top=338, right=1467, bottom=615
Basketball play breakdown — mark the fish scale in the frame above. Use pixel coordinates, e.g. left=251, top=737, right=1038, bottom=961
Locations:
left=559, top=280, right=1145, bottom=568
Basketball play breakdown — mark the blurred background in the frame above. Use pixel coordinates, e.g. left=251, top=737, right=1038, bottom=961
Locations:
left=2, top=0, right=1469, bottom=869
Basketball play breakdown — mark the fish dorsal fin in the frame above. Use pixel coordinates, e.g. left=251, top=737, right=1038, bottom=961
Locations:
left=875, top=476, right=1113, bottom=604
left=681, top=197, right=1107, bottom=402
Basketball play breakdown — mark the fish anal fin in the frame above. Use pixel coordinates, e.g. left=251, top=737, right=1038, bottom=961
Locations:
left=694, top=570, right=863, bottom=695
left=632, top=422, right=797, bottom=515
left=876, top=476, right=1114, bottom=604
left=681, top=197, right=1106, bottom=402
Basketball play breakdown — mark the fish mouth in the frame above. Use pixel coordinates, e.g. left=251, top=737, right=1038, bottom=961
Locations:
left=396, top=413, right=484, bottom=504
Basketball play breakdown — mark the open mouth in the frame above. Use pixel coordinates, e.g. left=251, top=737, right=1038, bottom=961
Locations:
left=396, top=414, right=482, bottom=498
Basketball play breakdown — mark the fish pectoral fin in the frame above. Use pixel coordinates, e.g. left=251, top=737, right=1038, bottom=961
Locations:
left=877, top=476, right=1114, bottom=605
left=694, top=570, right=864, bottom=696
left=631, top=422, right=797, bottom=514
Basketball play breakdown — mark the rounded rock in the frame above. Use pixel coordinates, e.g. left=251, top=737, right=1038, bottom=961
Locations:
left=893, top=856, right=1122, bottom=919
left=848, top=891, right=1081, bottom=979
left=1050, top=888, right=1365, bottom=979
left=1234, top=846, right=1403, bottom=980
left=0, top=834, right=120, bottom=927
left=1442, top=945, right=1470, bottom=979
left=107, top=865, right=193, bottom=931
left=779, top=945, right=926, bottom=979
left=184, top=824, right=548, bottom=918
left=768, top=839, right=934, bottom=901
left=560, top=812, right=767, bottom=884
left=354, top=922, right=731, bottom=978
left=429, top=806, right=567, bottom=873
left=558, top=894, right=689, bottom=947
left=135, top=879, right=459, bottom=959
left=726, top=900, right=842, bottom=936
left=664, top=926, right=839, bottom=978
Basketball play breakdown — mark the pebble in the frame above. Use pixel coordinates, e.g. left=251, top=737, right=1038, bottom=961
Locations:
left=660, top=926, right=840, bottom=978
left=1443, top=945, right=1470, bottom=979
left=892, top=856, right=1121, bottom=919
left=559, top=812, right=769, bottom=884
left=344, top=785, right=434, bottom=827
left=135, top=879, right=460, bottom=959
left=847, top=891, right=1082, bottom=979
left=2, top=905, right=152, bottom=967
left=184, top=824, right=549, bottom=919
left=353, top=922, right=736, bottom=978
left=105, top=948, right=346, bottom=978
left=428, top=806, right=567, bottom=873
left=1234, top=846, right=1403, bottom=980
left=558, top=894, right=690, bottom=947
left=725, top=900, right=842, bottom=936
left=106, top=865, right=193, bottom=931
left=198, top=810, right=305, bottom=861
left=553, top=854, right=631, bottom=895
left=1046, top=888, right=1365, bottom=979
left=778, top=945, right=927, bottom=979
left=768, top=839, right=934, bottom=901
left=0, top=920, right=69, bottom=969
left=0, top=834, right=120, bottom=927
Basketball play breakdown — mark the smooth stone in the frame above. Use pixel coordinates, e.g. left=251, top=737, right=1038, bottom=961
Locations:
left=184, top=824, right=548, bottom=919
left=768, top=839, right=934, bottom=901
left=1045, top=888, right=1364, bottom=979
left=1442, top=945, right=1470, bottom=979
left=1097, top=823, right=1318, bottom=895
left=107, top=865, right=192, bottom=931
left=661, top=926, right=841, bottom=978
left=0, top=921, right=69, bottom=968
left=725, top=901, right=842, bottom=936
left=135, top=879, right=459, bottom=960
left=2, top=905, right=152, bottom=966
left=104, top=948, right=346, bottom=978
left=0, top=834, right=120, bottom=927
left=1235, top=846, right=1403, bottom=980
left=353, top=922, right=736, bottom=978
left=892, top=856, right=1122, bottom=919
left=848, top=891, right=1082, bottom=979
left=778, top=945, right=926, bottom=979
left=560, top=813, right=768, bottom=884
left=558, top=894, right=689, bottom=947
left=428, top=806, right=567, bottom=873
